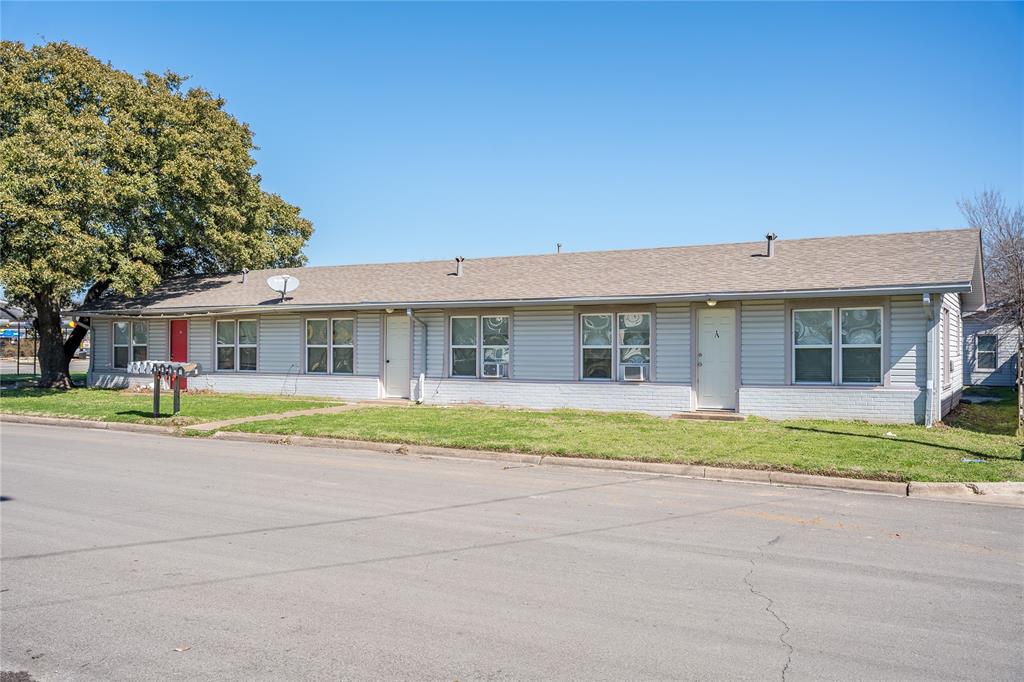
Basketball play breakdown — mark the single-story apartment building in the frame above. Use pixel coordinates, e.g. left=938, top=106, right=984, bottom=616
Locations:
left=78, top=228, right=985, bottom=425
left=963, top=306, right=1020, bottom=387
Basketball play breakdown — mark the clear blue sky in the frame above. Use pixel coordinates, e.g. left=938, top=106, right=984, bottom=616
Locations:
left=2, top=1, right=1021, bottom=267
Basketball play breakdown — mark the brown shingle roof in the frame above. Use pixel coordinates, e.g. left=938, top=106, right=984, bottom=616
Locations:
left=81, top=228, right=982, bottom=313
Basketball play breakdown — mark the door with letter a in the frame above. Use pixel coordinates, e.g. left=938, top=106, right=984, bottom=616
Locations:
left=170, top=319, right=188, bottom=389
left=697, top=308, right=737, bottom=410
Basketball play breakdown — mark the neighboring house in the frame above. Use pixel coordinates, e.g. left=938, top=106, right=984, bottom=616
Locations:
left=963, top=306, right=1020, bottom=387
left=77, top=228, right=984, bottom=425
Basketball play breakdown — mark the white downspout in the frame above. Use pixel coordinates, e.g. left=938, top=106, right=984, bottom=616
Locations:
left=924, top=293, right=939, bottom=427
left=406, top=308, right=427, bottom=403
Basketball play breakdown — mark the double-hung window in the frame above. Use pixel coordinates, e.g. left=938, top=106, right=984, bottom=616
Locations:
left=840, top=308, right=882, bottom=384
left=113, top=321, right=147, bottom=369
left=617, top=313, right=651, bottom=380
left=307, top=318, right=354, bottom=374
left=448, top=315, right=511, bottom=378
left=481, top=316, right=510, bottom=377
left=976, top=335, right=997, bottom=370
left=793, top=307, right=883, bottom=385
left=306, top=319, right=329, bottom=373
left=450, top=316, right=479, bottom=377
left=332, top=318, right=355, bottom=374
left=793, top=309, right=833, bottom=383
left=581, top=314, right=614, bottom=379
left=217, top=320, right=257, bottom=371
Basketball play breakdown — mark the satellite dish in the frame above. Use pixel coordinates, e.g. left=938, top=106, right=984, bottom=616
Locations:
left=266, top=274, right=300, bottom=300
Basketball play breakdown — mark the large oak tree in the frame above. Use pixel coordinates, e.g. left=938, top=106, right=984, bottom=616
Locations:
left=0, top=42, right=312, bottom=387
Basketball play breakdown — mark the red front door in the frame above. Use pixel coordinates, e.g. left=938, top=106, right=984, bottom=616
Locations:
left=170, top=319, right=188, bottom=389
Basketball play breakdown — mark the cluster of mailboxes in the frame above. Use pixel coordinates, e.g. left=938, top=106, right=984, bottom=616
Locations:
left=127, top=361, right=201, bottom=378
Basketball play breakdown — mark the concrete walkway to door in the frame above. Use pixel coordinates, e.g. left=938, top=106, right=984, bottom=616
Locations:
left=187, top=399, right=411, bottom=432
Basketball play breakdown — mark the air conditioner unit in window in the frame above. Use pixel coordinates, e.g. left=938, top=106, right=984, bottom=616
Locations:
left=482, top=362, right=509, bottom=378
left=622, top=365, right=646, bottom=382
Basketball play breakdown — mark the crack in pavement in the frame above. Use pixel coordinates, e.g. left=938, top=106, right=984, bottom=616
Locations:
left=743, top=533, right=794, bottom=682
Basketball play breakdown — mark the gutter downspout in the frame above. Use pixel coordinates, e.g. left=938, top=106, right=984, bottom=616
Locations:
left=924, top=293, right=939, bottom=427
left=406, top=308, right=428, bottom=403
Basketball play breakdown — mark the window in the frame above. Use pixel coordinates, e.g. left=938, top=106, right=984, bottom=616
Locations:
left=793, top=309, right=833, bottom=383
left=450, top=316, right=478, bottom=377
left=131, top=322, right=148, bottom=362
left=113, top=321, right=147, bottom=369
left=977, top=335, right=997, bottom=370
left=581, top=314, right=613, bottom=379
left=217, top=320, right=257, bottom=371
left=306, top=319, right=329, bottom=373
left=617, top=313, right=651, bottom=380
left=840, top=308, right=882, bottom=384
left=332, top=318, right=355, bottom=374
left=481, top=316, right=510, bottom=378
left=237, top=320, right=257, bottom=372
left=113, top=322, right=129, bottom=369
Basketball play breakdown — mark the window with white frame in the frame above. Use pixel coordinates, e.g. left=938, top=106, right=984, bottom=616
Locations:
left=113, top=321, right=147, bottom=369
left=793, top=309, right=833, bottom=383
left=974, top=333, right=999, bottom=368
left=306, top=319, right=329, bottom=373
left=617, top=313, right=651, bottom=380
left=216, top=320, right=257, bottom=372
left=237, top=320, right=257, bottom=371
left=581, top=313, right=613, bottom=379
left=481, top=316, right=510, bottom=377
left=450, top=316, right=478, bottom=377
left=977, top=335, right=997, bottom=370
left=840, top=308, right=882, bottom=384
left=332, top=318, right=355, bottom=374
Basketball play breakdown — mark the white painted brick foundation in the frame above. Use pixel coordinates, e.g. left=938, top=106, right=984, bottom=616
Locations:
left=739, top=386, right=926, bottom=424
left=90, top=371, right=381, bottom=401
left=415, top=378, right=692, bottom=416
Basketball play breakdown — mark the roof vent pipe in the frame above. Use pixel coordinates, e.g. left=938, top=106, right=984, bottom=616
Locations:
left=242, top=268, right=249, bottom=284
left=455, top=256, right=465, bottom=277
left=765, top=233, right=778, bottom=257
left=557, top=243, right=563, bottom=254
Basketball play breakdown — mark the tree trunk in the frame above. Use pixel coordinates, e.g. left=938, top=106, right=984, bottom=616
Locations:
left=33, top=294, right=73, bottom=389
left=33, top=282, right=110, bottom=389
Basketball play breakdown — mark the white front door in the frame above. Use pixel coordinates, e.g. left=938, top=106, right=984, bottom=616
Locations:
left=697, top=308, right=737, bottom=410
left=384, top=315, right=411, bottom=398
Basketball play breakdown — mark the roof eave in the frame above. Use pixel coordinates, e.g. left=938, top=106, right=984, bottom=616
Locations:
left=69, top=281, right=973, bottom=317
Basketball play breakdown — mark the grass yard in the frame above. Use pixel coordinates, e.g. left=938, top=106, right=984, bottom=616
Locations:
left=0, top=372, right=87, bottom=385
left=222, top=389, right=1024, bottom=483
left=0, top=387, right=342, bottom=426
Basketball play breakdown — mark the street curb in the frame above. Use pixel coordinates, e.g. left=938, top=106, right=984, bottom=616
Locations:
left=1, top=413, right=177, bottom=435
left=907, top=481, right=1024, bottom=507
left=4, top=413, right=1021, bottom=506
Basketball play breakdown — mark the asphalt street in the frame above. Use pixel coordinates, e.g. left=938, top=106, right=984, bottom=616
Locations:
left=1, top=423, right=1022, bottom=681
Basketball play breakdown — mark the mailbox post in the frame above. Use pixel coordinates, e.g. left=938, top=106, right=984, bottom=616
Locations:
left=127, top=361, right=202, bottom=417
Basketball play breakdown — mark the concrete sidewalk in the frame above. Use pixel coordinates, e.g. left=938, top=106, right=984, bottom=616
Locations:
left=186, top=398, right=412, bottom=432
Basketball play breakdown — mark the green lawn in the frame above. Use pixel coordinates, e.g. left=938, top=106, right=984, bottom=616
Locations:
left=221, top=391, right=1024, bottom=483
left=1, top=372, right=87, bottom=385
left=0, top=387, right=341, bottom=426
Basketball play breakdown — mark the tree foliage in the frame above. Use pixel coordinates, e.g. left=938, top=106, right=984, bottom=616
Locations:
left=0, top=41, right=313, bottom=386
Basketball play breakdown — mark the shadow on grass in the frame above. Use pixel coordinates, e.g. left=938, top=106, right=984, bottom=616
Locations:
left=115, top=410, right=168, bottom=419
left=782, top=425, right=1024, bottom=462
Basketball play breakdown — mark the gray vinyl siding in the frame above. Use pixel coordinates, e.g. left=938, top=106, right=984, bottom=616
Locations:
left=259, top=314, right=302, bottom=374
left=412, top=310, right=444, bottom=377
left=147, top=319, right=169, bottom=362
left=654, top=304, right=690, bottom=382
left=941, top=293, right=963, bottom=397
left=740, top=301, right=785, bottom=385
left=189, top=318, right=213, bottom=373
left=964, top=317, right=1019, bottom=387
left=889, top=296, right=927, bottom=387
left=512, top=307, right=575, bottom=380
left=92, top=319, right=112, bottom=371
left=355, top=312, right=381, bottom=375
